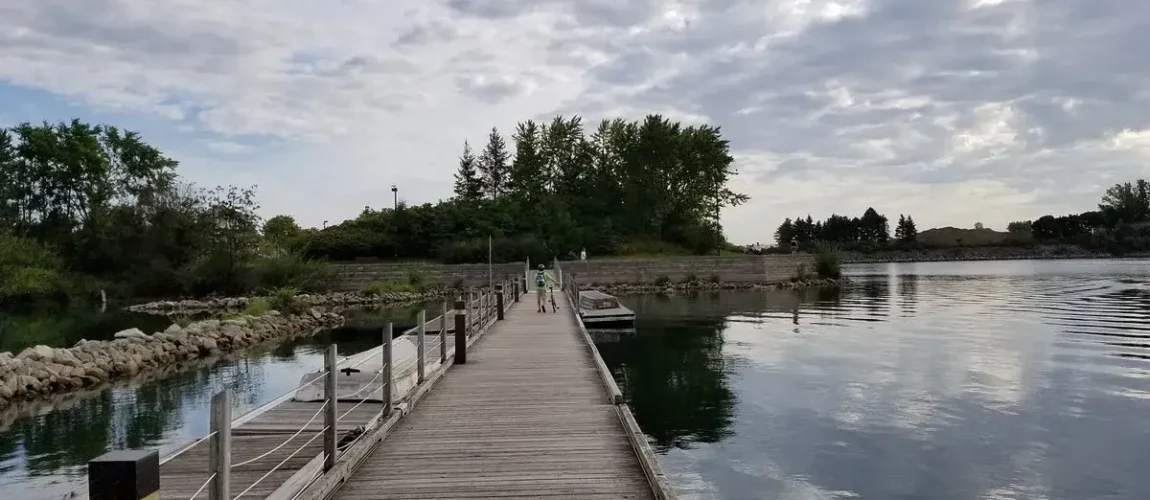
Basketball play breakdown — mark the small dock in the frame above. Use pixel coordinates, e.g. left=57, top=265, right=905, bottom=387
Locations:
left=83, top=279, right=674, bottom=500
left=330, top=293, right=657, bottom=500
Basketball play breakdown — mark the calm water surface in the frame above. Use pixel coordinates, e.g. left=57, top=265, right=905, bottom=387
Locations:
left=598, top=259, right=1150, bottom=500
left=0, top=301, right=440, bottom=500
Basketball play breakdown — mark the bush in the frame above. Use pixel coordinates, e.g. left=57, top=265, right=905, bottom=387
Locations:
left=181, top=250, right=256, bottom=297
left=360, top=280, right=418, bottom=296
left=243, top=297, right=272, bottom=316
left=792, top=263, right=811, bottom=282
left=404, top=267, right=427, bottom=290
left=709, top=274, right=721, bottom=284
left=253, top=252, right=333, bottom=292
left=654, top=275, right=672, bottom=287
left=0, top=234, right=70, bottom=303
left=682, top=273, right=699, bottom=284
left=437, top=235, right=549, bottom=264
left=268, top=286, right=305, bottom=314
left=813, top=243, right=842, bottom=279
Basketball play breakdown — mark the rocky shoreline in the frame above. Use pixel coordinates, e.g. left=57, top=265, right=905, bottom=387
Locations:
left=128, top=290, right=448, bottom=314
left=0, top=308, right=344, bottom=410
left=588, top=277, right=846, bottom=296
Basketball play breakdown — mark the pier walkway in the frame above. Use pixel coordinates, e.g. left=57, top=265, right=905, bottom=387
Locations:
left=330, top=292, right=655, bottom=500
left=84, top=278, right=674, bottom=500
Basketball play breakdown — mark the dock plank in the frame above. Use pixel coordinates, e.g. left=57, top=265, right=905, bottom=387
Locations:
left=330, top=294, right=655, bottom=500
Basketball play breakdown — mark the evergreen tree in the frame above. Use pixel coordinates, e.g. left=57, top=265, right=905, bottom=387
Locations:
left=774, top=218, right=794, bottom=246
left=478, top=127, right=509, bottom=200
left=895, top=214, right=907, bottom=241
left=453, top=141, right=483, bottom=201
left=507, top=121, right=544, bottom=204
left=903, top=215, right=918, bottom=242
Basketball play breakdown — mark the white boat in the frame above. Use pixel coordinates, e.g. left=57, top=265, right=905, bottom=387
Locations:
left=292, top=334, right=442, bottom=403
left=578, top=290, right=636, bottom=328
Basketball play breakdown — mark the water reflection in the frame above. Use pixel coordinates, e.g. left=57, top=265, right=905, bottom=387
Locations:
left=0, top=307, right=172, bottom=352
left=596, top=312, right=736, bottom=451
left=0, top=306, right=420, bottom=500
left=600, top=260, right=1150, bottom=500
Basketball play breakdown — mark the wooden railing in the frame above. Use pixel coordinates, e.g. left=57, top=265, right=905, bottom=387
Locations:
left=84, top=279, right=523, bottom=500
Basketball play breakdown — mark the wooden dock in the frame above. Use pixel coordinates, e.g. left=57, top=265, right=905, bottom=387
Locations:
left=325, top=292, right=662, bottom=500
left=83, top=279, right=674, bottom=500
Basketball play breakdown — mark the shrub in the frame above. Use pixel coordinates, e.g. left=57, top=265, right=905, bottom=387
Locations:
left=268, top=286, right=305, bottom=314
left=654, top=275, right=672, bottom=287
left=404, top=267, right=426, bottom=290
left=792, top=263, right=811, bottom=282
left=0, top=234, right=70, bottom=303
left=181, top=250, right=256, bottom=297
left=813, top=243, right=842, bottom=279
left=683, top=273, right=699, bottom=284
left=360, top=280, right=418, bottom=296
left=243, top=297, right=272, bottom=316
left=253, top=253, right=333, bottom=292
left=709, top=274, right=721, bottom=284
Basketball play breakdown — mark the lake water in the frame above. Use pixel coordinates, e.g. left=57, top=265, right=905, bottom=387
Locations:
left=0, top=301, right=443, bottom=500
left=3, top=260, right=1148, bottom=500
left=596, top=259, right=1150, bottom=500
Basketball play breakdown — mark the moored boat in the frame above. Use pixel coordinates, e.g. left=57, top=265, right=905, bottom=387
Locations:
left=577, top=290, right=636, bottom=328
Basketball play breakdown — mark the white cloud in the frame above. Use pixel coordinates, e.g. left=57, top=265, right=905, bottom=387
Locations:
left=2, top=0, right=1150, bottom=243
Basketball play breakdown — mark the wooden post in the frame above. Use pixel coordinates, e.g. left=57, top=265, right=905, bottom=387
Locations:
left=382, top=323, right=393, bottom=416
left=209, top=389, right=232, bottom=500
left=454, top=300, right=467, bottom=364
left=417, top=309, right=426, bottom=384
left=439, top=301, right=448, bottom=363
left=88, top=450, right=159, bottom=500
left=323, top=345, right=337, bottom=471
left=468, top=290, right=475, bottom=332
left=496, top=284, right=505, bottom=320
left=514, top=277, right=520, bottom=302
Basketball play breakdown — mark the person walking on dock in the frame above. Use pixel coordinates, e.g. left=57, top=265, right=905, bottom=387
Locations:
left=534, top=264, right=556, bottom=312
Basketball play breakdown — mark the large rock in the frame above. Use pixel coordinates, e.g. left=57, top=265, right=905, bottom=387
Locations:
left=113, top=328, right=147, bottom=339
left=16, top=345, right=55, bottom=361
left=53, top=348, right=80, bottom=366
left=164, top=323, right=183, bottom=334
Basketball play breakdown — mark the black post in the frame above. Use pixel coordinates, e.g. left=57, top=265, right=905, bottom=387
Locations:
left=513, top=278, right=520, bottom=302
left=496, top=284, right=505, bottom=321
left=454, top=299, right=467, bottom=364
left=89, top=450, right=160, bottom=500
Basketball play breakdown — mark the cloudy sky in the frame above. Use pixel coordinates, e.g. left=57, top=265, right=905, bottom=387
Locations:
left=2, top=0, right=1148, bottom=244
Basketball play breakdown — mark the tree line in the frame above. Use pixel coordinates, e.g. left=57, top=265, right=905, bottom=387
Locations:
left=0, top=119, right=305, bottom=303
left=1005, top=180, right=1150, bottom=253
left=300, top=114, right=747, bottom=264
left=769, top=179, right=1150, bottom=254
left=2, top=115, right=747, bottom=304
left=772, top=208, right=918, bottom=252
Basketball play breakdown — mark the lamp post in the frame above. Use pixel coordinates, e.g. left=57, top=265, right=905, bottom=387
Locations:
left=390, top=185, right=398, bottom=258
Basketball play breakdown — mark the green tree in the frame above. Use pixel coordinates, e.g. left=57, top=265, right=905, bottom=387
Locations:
left=478, top=127, right=510, bottom=200
left=262, top=215, right=302, bottom=255
left=774, top=218, right=795, bottom=246
left=903, top=216, right=918, bottom=242
left=1007, top=221, right=1032, bottom=234
left=452, top=141, right=483, bottom=201
left=1098, top=179, right=1150, bottom=225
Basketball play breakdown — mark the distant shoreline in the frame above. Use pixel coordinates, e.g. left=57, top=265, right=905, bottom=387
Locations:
left=838, top=245, right=1149, bottom=265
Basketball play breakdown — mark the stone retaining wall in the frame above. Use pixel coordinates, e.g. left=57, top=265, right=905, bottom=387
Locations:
left=330, top=255, right=815, bottom=291
left=558, top=254, right=814, bottom=285
left=330, top=262, right=523, bottom=291
left=0, top=309, right=344, bottom=410
left=590, top=276, right=845, bottom=296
